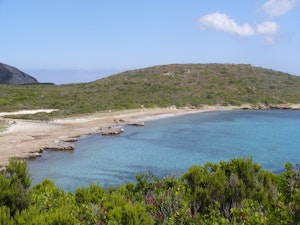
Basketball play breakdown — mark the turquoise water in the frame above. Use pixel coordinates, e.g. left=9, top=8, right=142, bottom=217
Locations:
left=29, top=110, right=300, bottom=191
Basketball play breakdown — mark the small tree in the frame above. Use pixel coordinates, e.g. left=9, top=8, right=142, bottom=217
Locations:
left=0, top=158, right=31, bottom=215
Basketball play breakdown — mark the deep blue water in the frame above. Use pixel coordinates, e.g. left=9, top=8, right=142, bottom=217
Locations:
left=29, top=110, right=300, bottom=191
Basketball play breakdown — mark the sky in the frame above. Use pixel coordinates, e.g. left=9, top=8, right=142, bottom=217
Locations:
left=0, top=0, right=299, bottom=84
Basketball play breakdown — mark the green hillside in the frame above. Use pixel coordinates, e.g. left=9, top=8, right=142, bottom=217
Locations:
left=1, top=63, right=300, bottom=118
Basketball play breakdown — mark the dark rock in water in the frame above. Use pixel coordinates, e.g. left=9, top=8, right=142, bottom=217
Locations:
left=0, top=62, right=38, bottom=84
left=41, top=145, right=75, bottom=151
left=128, top=121, right=145, bottom=126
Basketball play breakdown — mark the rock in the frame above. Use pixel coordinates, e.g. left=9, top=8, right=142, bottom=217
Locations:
left=101, top=128, right=124, bottom=135
left=240, top=103, right=300, bottom=110
left=62, top=137, right=78, bottom=142
left=114, top=119, right=126, bottom=124
left=0, top=62, right=39, bottom=84
left=27, top=152, right=43, bottom=159
left=41, top=145, right=75, bottom=151
left=128, top=121, right=145, bottom=126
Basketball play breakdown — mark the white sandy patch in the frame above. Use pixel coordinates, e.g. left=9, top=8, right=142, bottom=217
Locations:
left=0, top=109, right=58, bottom=117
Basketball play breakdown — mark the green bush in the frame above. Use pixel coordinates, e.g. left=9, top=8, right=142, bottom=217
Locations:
left=0, top=158, right=31, bottom=215
left=0, top=157, right=299, bottom=224
left=0, top=206, right=15, bottom=225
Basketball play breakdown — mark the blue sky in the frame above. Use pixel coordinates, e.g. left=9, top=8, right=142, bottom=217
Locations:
left=0, top=0, right=299, bottom=84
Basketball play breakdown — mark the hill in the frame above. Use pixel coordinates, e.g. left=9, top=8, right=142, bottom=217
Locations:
left=1, top=63, right=300, bottom=118
left=0, top=63, right=38, bottom=84
left=89, top=63, right=300, bottom=108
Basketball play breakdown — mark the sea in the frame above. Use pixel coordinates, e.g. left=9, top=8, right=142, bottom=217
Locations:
left=28, top=110, right=300, bottom=192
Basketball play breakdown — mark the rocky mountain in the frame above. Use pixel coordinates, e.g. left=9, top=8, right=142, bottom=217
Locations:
left=0, top=63, right=38, bottom=84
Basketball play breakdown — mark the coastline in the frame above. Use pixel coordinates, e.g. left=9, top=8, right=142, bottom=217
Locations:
left=1, top=103, right=300, bottom=169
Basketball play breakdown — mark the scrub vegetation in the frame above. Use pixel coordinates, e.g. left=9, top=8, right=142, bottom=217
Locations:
left=1, top=64, right=300, bottom=119
left=0, top=120, right=9, bottom=132
left=1, top=158, right=300, bottom=224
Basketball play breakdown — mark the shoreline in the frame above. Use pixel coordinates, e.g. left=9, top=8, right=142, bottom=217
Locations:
left=0, top=106, right=235, bottom=169
left=1, top=103, right=300, bottom=169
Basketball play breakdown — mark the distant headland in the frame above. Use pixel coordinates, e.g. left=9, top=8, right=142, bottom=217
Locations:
left=0, top=62, right=38, bottom=84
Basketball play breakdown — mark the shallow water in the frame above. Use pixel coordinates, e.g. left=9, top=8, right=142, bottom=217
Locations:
left=29, top=110, right=300, bottom=191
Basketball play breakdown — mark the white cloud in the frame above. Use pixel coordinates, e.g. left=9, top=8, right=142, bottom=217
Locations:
left=199, top=12, right=256, bottom=36
left=199, top=12, right=279, bottom=37
left=257, top=21, right=279, bottom=34
left=262, top=0, right=300, bottom=17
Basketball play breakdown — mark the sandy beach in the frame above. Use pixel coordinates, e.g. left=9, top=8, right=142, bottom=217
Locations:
left=0, top=106, right=242, bottom=169
left=2, top=102, right=300, bottom=170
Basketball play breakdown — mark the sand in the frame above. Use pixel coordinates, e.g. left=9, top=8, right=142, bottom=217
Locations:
left=2, top=102, right=300, bottom=170
left=0, top=106, right=240, bottom=169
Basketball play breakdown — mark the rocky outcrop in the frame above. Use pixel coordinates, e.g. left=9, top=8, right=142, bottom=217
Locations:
left=26, top=152, right=43, bottom=159
left=41, top=145, right=75, bottom=151
left=128, top=121, right=145, bottom=126
left=0, top=62, right=38, bottom=84
left=16, top=145, right=75, bottom=161
left=240, top=103, right=300, bottom=110
left=101, top=127, right=124, bottom=135
left=61, top=137, right=78, bottom=142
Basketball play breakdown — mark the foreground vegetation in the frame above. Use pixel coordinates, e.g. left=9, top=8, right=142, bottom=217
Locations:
left=0, top=120, right=8, bottom=132
left=1, top=64, right=300, bottom=119
left=1, top=158, right=299, bottom=224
